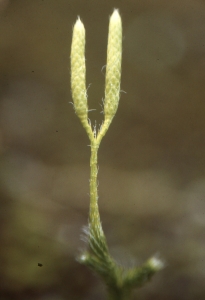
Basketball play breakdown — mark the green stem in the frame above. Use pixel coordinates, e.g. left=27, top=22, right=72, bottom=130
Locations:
left=89, top=139, right=101, bottom=228
left=88, top=118, right=112, bottom=229
left=88, top=116, right=114, bottom=228
left=88, top=138, right=131, bottom=300
left=107, top=288, right=131, bottom=300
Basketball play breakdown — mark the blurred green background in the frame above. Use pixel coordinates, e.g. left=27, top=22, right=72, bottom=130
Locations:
left=1, top=0, right=205, bottom=299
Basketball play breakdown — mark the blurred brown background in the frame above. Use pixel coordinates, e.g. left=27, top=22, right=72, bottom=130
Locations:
left=1, top=0, right=205, bottom=299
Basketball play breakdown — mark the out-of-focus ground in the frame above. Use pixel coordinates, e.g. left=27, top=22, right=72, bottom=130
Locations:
left=0, top=0, right=205, bottom=299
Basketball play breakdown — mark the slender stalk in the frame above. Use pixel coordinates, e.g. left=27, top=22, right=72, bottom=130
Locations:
left=89, top=140, right=100, bottom=228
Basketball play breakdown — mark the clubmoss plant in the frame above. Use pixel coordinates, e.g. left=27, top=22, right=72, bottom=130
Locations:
left=70, top=9, right=164, bottom=300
